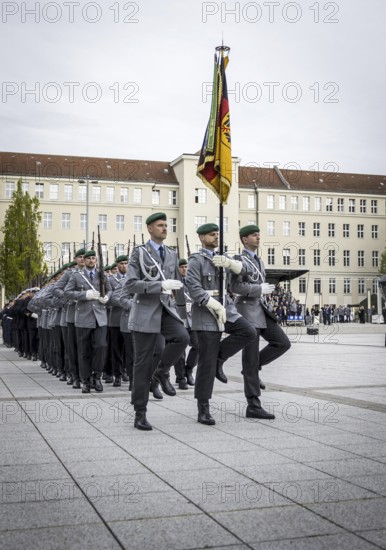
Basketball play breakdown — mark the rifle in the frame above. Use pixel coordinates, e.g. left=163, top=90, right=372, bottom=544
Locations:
left=141, top=233, right=145, bottom=245
left=133, top=234, right=136, bottom=248
left=91, top=231, right=95, bottom=251
left=114, top=246, right=117, bottom=260
left=185, top=235, right=191, bottom=257
left=127, top=239, right=131, bottom=257
left=176, top=238, right=180, bottom=260
left=97, top=225, right=105, bottom=297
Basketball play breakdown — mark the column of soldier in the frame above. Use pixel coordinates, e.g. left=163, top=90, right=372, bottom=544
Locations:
left=1, top=213, right=291, bottom=431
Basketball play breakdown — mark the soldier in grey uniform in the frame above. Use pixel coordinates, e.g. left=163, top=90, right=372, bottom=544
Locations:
left=64, top=250, right=112, bottom=393
left=230, top=225, right=291, bottom=419
left=108, top=255, right=128, bottom=387
left=185, top=223, right=257, bottom=426
left=110, top=278, right=134, bottom=390
left=125, top=212, right=190, bottom=430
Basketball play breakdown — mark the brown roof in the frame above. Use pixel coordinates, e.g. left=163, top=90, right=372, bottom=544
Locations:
left=0, top=151, right=178, bottom=185
left=239, top=165, right=386, bottom=195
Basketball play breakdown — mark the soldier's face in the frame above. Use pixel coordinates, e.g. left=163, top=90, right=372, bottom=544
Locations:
left=200, top=231, right=219, bottom=250
left=85, top=256, right=96, bottom=269
left=111, top=267, right=118, bottom=274
left=117, top=261, right=128, bottom=274
left=76, top=255, right=85, bottom=267
left=148, top=220, right=167, bottom=241
left=178, top=265, right=188, bottom=277
left=243, top=232, right=260, bottom=249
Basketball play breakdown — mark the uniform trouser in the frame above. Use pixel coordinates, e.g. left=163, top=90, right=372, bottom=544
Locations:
left=131, top=310, right=189, bottom=412
left=104, top=328, right=113, bottom=376
left=242, top=316, right=291, bottom=398
left=195, top=316, right=256, bottom=402
left=28, top=328, right=39, bottom=356
left=110, top=327, right=124, bottom=376
left=53, top=325, right=65, bottom=372
left=22, top=329, right=30, bottom=355
left=76, top=326, right=108, bottom=382
left=174, top=329, right=199, bottom=380
left=122, top=332, right=134, bottom=380
left=67, top=322, right=79, bottom=379
left=61, top=326, right=70, bottom=374
left=39, top=327, right=49, bottom=365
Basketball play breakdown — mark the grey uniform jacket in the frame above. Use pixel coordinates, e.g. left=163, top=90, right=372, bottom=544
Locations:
left=125, top=242, right=184, bottom=333
left=53, top=269, right=76, bottom=324
left=108, top=274, right=126, bottom=327
left=110, top=280, right=132, bottom=333
left=185, top=249, right=241, bottom=332
left=229, top=250, right=269, bottom=329
left=63, top=269, right=112, bottom=329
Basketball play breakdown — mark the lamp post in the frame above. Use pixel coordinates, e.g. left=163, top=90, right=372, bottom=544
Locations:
left=78, top=176, right=98, bottom=249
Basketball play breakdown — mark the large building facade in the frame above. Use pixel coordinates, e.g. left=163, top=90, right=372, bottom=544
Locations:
left=1, top=151, right=385, bottom=310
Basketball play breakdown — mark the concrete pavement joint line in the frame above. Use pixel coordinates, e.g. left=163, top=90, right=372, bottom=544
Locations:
left=4, top=395, right=126, bottom=550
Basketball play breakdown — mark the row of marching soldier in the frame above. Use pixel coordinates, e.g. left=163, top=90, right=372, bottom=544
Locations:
left=0, top=212, right=291, bottom=431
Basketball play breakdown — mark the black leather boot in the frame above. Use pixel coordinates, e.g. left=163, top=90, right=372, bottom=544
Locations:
left=154, top=368, right=176, bottom=396
left=186, top=370, right=195, bottom=386
left=215, top=359, right=228, bottom=384
left=134, top=411, right=152, bottom=431
left=94, top=376, right=103, bottom=392
left=197, top=401, right=216, bottom=425
left=150, top=380, right=163, bottom=400
left=246, top=397, right=275, bottom=420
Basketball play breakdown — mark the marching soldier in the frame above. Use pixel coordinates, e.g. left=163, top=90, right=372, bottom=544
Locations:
left=108, top=255, right=128, bottom=387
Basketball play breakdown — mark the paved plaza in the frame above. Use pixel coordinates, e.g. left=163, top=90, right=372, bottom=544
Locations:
left=1, top=323, right=386, bottom=549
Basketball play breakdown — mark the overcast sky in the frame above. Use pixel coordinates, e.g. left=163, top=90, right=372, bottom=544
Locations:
left=1, top=0, right=385, bottom=175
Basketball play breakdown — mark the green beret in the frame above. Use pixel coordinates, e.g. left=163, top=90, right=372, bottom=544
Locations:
left=110, top=262, right=117, bottom=269
left=74, top=248, right=86, bottom=258
left=196, top=223, right=219, bottom=235
left=179, top=258, right=187, bottom=266
left=116, top=255, right=128, bottom=263
left=146, top=212, right=167, bottom=225
left=239, top=224, right=260, bottom=238
left=104, top=265, right=111, bottom=271
left=84, top=250, right=96, bottom=258
left=69, top=260, right=77, bottom=268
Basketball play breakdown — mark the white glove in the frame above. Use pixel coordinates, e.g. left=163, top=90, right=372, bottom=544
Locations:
left=31, top=313, right=38, bottom=319
left=98, top=295, right=109, bottom=304
left=212, top=255, right=242, bottom=274
left=161, top=279, right=183, bottom=291
left=206, top=297, right=227, bottom=324
left=186, top=302, right=192, bottom=313
left=261, top=283, right=275, bottom=295
left=86, top=290, right=100, bottom=300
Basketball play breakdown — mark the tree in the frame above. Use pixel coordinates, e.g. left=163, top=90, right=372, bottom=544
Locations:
left=0, top=179, right=46, bottom=297
left=379, top=247, right=386, bottom=275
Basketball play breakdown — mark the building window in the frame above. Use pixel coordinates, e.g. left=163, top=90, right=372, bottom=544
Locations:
left=372, top=251, right=379, bottom=268
left=50, top=184, right=59, bottom=200
left=169, top=190, right=177, bottom=205
left=314, top=279, right=321, bottom=294
left=22, top=181, right=29, bottom=194
left=328, top=249, right=336, bottom=267
left=371, top=199, right=378, bottom=214
left=247, top=194, right=256, bottom=208
left=44, top=242, right=52, bottom=261
left=5, top=181, right=15, bottom=198
left=267, top=248, right=275, bottom=265
left=61, top=213, right=71, bottom=229
left=78, top=185, right=87, bottom=202
left=267, top=195, right=274, bottom=209
left=116, top=244, right=125, bottom=256
left=35, top=183, right=44, bottom=199
left=283, top=248, right=290, bottom=266
left=349, top=198, right=355, bottom=213
left=326, top=198, right=333, bottom=212
left=343, top=278, right=351, bottom=294
left=92, top=186, right=101, bottom=202
left=337, top=198, right=344, bottom=212
left=360, top=199, right=366, bottom=213
left=61, top=242, right=70, bottom=262
left=328, top=223, right=335, bottom=237
left=194, top=216, right=207, bottom=229
left=80, top=213, right=87, bottom=230
left=298, top=249, right=305, bottom=266
left=133, top=188, right=142, bottom=204
left=106, top=187, right=115, bottom=202
left=291, top=196, right=298, bottom=211
left=329, top=278, right=336, bottom=294
left=134, top=216, right=142, bottom=231
left=152, top=189, right=160, bottom=205
left=299, top=278, right=306, bottom=293
left=116, top=215, right=124, bottom=231
left=120, top=188, right=129, bottom=204
left=314, top=250, right=320, bottom=266
left=373, top=278, right=379, bottom=294
left=298, top=222, right=305, bottom=237
left=64, top=184, right=73, bottom=201
left=279, top=195, right=286, bottom=210
left=313, top=222, right=320, bottom=237
left=371, top=225, right=378, bottom=239
left=357, top=224, right=364, bottom=238
left=303, top=196, right=310, bottom=211
left=168, top=218, right=177, bottom=233
left=283, top=221, right=290, bottom=236
left=358, top=279, right=365, bottom=294
left=314, top=197, right=321, bottom=211
left=215, top=217, right=228, bottom=233
left=195, top=188, right=207, bottom=204
left=43, top=212, right=52, bottom=229
left=357, top=251, right=364, bottom=267
left=98, top=214, right=107, bottom=231
left=343, top=250, right=350, bottom=267
left=267, top=221, right=275, bottom=236
left=343, top=224, right=350, bottom=238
